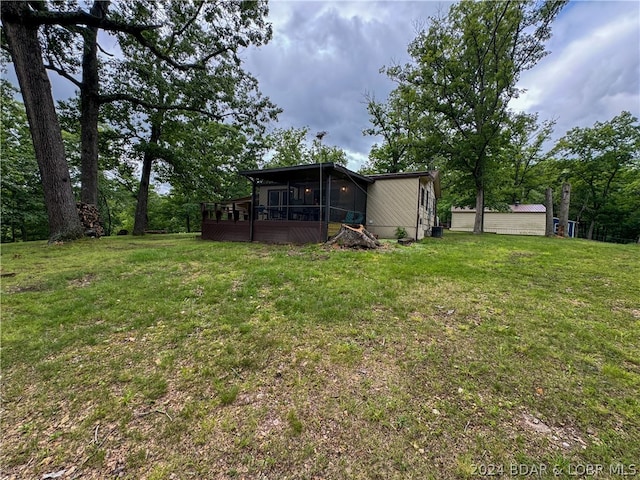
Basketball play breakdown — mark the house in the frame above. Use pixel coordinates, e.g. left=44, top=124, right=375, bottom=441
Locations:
left=366, top=171, right=440, bottom=240
left=201, top=162, right=440, bottom=243
left=450, top=204, right=547, bottom=236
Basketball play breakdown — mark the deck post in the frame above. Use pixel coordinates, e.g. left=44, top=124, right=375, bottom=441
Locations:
left=324, top=173, right=332, bottom=240
left=286, top=181, right=291, bottom=220
left=250, top=181, right=256, bottom=241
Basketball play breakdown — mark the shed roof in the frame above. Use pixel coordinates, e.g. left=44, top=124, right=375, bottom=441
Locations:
left=451, top=204, right=546, bottom=213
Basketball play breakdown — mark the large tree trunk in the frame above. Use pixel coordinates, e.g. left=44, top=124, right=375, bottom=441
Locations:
left=473, top=185, right=484, bottom=234
left=133, top=152, right=154, bottom=235
left=587, top=220, right=595, bottom=240
left=133, top=123, right=162, bottom=235
left=544, top=187, right=554, bottom=237
left=558, top=182, right=571, bottom=237
left=2, top=2, right=84, bottom=243
left=80, top=1, right=109, bottom=205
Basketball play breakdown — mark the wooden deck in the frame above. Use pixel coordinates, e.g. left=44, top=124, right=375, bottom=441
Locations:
left=202, top=221, right=251, bottom=242
left=202, top=220, right=329, bottom=244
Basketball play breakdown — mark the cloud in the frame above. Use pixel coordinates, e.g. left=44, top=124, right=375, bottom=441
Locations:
left=246, top=1, right=639, bottom=170
left=509, top=1, right=640, bottom=137
left=244, top=1, right=452, bottom=169
left=6, top=1, right=638, bottom=173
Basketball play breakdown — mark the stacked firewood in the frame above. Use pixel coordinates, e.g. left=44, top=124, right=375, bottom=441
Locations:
left=77, top=202, right=104, bottom=237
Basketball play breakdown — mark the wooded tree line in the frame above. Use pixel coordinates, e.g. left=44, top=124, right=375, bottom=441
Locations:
left=2, top=0, right=279, bottom=242
left=2, top=1, right=639, bottom=243
left=362, top=0, right=640, bottom=242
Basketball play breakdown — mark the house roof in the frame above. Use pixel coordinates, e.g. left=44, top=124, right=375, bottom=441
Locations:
left=451, top=204, right=546, bottom=213
left=368, top=170, right=441, bottom=198
left=240, top=162, right=374, bottom=185
left=367, top=170, right=437, bottom=180
left=240, top=164, right=442, bottom=198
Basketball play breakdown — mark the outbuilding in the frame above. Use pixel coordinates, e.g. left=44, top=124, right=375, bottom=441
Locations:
left=450, top=204, right=547, bottom=236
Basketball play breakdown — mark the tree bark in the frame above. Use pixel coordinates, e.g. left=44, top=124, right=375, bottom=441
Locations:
left=473, top=185, right=484, bottom=234
left=558, top=182, right=571, bottom=238
left=544, top=187, right=554, bottom=236
left=587, top=220, right=595, bottom=241
left=2, top=1, right=84, bottom=243
left=80, top=1, right=109, bottom=206
left=133, top=122, right=162, bottom=235
left=133, top=151, right=154, bottom=235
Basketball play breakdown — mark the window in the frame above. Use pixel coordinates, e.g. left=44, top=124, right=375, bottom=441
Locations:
left=421, top=187, right=425, bottom=207
left=268, top=189, right=287, bottom=207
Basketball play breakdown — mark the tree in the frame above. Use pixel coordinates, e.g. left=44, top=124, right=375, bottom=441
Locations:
left=264, top=127, right=347, bottom=168
left=265, top=127, right=311, bottom=167
left=100, top=1, right=278, bottom=235
left=0, top=80, right=48, bottom=242
left=498, top=112, right=555, bottom=204
left=156, top=116, right=267, bottom=202
left=362, top=88, right=427, bottom=173
left=1, top=1, right=84, bottom=242
left=553, top=111, right=640, bottom=240
left=2, top=0, right=275, bottom=240
left=310, top=136, right=348, bottom=166
left=386, top=0, right=566, bottom=233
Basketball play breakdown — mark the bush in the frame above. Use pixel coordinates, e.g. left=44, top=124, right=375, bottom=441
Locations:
left=395, top=226, right=408, bottom=239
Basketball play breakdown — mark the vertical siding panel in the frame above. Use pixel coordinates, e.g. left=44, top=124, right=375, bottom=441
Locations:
left=367, top=178, right=419, bottom=238
left=451, top=211, right=546, bottom=235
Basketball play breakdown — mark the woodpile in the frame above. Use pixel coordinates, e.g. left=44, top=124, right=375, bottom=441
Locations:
left=77, top=202, right=104, bottom=237
left=326, top=224, right=380, bottom=249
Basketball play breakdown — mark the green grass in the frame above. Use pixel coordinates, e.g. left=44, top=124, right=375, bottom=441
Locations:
left=1, top=232, right=639, bottom=479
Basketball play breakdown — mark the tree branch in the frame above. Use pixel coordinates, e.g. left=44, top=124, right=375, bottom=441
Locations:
left=168, top=0, right=204, bottom=50
left=96, top=41, right=114, bottom=57
left=98, top=92, right=223, bottom=120
left=8, top=7, right=233, bottom=71
left=44, top=61, right=82, bottom=88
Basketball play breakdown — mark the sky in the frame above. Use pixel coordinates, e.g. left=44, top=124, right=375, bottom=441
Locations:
left=240, top=0, right=640, bottom=171
left=5, top=1, right=640, bottom=173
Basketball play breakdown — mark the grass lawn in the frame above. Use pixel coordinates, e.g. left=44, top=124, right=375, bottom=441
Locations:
left=1, top=232, right=639, bottom=479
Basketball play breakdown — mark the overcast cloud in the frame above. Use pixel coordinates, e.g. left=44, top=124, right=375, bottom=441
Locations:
left=243, top=0, right=640, bottom=170
left=5, top=1, right=639, bottom=172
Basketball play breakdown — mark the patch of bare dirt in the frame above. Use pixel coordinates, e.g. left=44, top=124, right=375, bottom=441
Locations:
left=520, top=412, right=594, bottom=451
left=67, top=274, right=96, bottom=288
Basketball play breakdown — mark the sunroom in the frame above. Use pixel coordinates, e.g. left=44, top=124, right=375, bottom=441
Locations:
left=201, top=163, right=373, bottom=243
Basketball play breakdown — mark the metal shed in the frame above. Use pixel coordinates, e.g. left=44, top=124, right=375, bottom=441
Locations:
left=450, top=204, right=547, bottom=236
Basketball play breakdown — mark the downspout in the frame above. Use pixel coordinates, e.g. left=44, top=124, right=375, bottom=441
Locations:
left=319, top=163, right=323, bottom=240
left=415, top=179, right=421, bottom=240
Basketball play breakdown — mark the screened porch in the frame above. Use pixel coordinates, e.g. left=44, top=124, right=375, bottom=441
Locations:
left=201, top=163, right=372, bottom=243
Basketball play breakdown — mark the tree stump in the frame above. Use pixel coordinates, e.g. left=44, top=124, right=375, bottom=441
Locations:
left=326, top=224, right=380, bottom=249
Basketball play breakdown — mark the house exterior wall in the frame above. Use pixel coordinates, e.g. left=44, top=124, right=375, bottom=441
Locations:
left=366, top=177, right=436, bottom=240
left=451, top=211, right=546, bottom=235
left=417, top=178, right=437, bottom=239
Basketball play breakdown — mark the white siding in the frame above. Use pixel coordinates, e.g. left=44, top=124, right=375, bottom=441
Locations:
left=486, top=212, right=545, bottom=235
left=450, top=211, right=476, bottom=232
left=366, top=177, right=437, bottom=240
left=451, top=211, right=546, bottom=235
